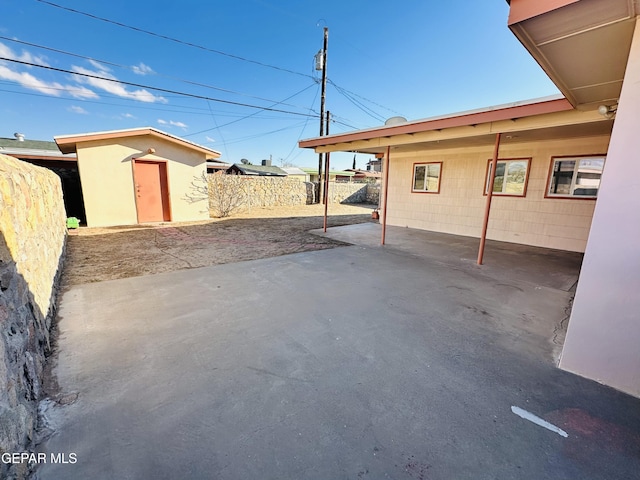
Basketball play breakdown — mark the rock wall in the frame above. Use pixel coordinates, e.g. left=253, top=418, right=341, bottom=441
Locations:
left=208, top=175, right=314, bottom=216
left=208, top=174, right=378, bottom=217
left=365, top=184, right=380, bottom=205
left=0, top=154, right=66, bottom=479
left=320, top=182, right=379, bottom=204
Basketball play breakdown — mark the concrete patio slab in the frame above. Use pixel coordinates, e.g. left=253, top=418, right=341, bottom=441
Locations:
left=36, top=237, right=640, bottom=479
left=312, top=223, right=583, bottom=292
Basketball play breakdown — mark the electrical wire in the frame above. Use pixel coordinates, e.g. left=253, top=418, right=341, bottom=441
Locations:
left=282, top=83, right=320, bottom=162
left=329, top=81, right=386, bottom=123
left=0, top=57, right=319, bottom=118
left=35, top=0, right=315, bottom=80
left=185, top=83, right=318, bottom=137
left=0, top=35, right=317, bottom=112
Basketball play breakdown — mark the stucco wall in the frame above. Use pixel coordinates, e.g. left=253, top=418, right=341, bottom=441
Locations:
left=0, top=154, right=66, bottom=479
left=560, top=22, right=640, bottom=398
left=382, top=135, right=609, bottom=252
left=77, top=136, right=209, bottom=227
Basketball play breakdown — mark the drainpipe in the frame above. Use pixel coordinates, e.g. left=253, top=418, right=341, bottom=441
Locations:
left=323, top=151, right=331, bottom=232
left=381, top=146, right=391, bottom=245
left=477, top=133, right=501, bottom=265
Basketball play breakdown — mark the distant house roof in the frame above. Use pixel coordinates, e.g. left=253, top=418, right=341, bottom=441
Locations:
left=347, top=169, right=381, bottom=178
left=282, top=167, right=307, bottom=176
left=55, top=127, right=221, bottom=158
left=0, top=136, right=76, bottom=161
left=207, top=160, right=231, bottom=170
left=227, top=164, right=288, bottom=176
left=300, top=167, right=355, bottom=177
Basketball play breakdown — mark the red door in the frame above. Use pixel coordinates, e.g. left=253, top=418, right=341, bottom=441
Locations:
left=134, top=161, right=170, bottom=223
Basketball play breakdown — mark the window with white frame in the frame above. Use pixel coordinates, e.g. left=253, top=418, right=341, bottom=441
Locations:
left=547, top=156, right=605, bottom=198
left=484, top=158, right=530, bottom=196
left=412, top=162, right=442, bottom=193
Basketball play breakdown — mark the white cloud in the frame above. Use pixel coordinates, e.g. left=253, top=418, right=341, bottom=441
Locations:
left=71, top=64, right=167, bottom=104
left=0, top=64, right=65, bottom=95
left=0, top=41, right=50, bottom=67
left=68, top=105, right=88, bottom=114
left=87, top=59, right=110, bottom=72
left=66, top=85, right=99, bottom=99
left=132, top=62, right=154, bottom=75
left=205, top=136, right=216, bottom=143
left=157, top=119, right=188, bottom=130
left=122, top=113, right=135, bottom=119
left=0, top=42, right=99, bottom=99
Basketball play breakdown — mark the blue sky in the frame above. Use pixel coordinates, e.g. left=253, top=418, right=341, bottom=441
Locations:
left=1, top=0, right=559, bottom=170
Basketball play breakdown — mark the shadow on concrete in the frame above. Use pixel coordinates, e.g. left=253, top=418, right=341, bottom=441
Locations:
left=37, top=238, right=640, bottom=480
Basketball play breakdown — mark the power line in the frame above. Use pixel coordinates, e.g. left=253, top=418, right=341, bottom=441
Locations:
left=0, top=35, right=316, bottom=112
left=328, top=78, right=403, bottom=116
left=35, top=0, right=315, bottom=80
left=1, top=57, right=319, bottom=118
left=185, top=83, right=318, bottom=137
left=31, top=2, right=398, bottom=121
left=0, top=85, right=307, bottom=123
left=329, top=81, right=386, bottom=123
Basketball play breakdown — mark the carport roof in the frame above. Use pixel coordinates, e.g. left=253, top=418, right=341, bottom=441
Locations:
left=55, top=127, right=221, bottom=159
left=299, top=96, right=613, bottom=155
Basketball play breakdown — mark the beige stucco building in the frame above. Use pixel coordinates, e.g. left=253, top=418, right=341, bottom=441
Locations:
left=55, top=127, right=221, bottom=227
left=301, top=0, right=640, bottom=398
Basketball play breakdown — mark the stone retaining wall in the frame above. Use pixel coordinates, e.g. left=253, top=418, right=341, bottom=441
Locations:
left=366, top=184, right=380, bottom=205
left=208, top=174, right=378, bottom=217
left=208, top=174, right=314, bottom=216
left=317, top=182, right=380, bottom=205
left=0, top=154, right=67, bottom=479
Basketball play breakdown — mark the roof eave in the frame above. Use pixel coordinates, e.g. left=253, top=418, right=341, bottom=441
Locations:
left=299, top=97, right=572, bottom=149
left=55, top=127, right=221, bottom=158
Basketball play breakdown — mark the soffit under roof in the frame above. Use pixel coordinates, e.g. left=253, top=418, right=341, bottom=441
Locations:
left=308, top=109, right=612, bottom=155
left=509, top=0, right=638, bottom=108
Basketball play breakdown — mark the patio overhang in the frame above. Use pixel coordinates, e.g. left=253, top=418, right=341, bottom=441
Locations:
left=507, top=0, right=639, bottom=108
left=299, top=98, right=613, bottom=155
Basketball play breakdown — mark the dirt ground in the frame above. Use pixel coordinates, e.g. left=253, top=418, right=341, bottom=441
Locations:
left=61, top=203, right=377, bottom=287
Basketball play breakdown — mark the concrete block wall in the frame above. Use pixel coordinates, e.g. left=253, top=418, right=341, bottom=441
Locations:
left=0, top=154, right=67, bottom=479
left=384, top=136, right=609, bottom=252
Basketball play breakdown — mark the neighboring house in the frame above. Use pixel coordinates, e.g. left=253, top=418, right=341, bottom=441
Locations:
left=346, top=168, right=382, bottom=183
left=207, top=160, right=231, bottom=174
left=282, top=167, right=309, bottom=181
left=365, top=158, right=382, bottom=172
left=226, top=161, right=287, bottom=176
left=55, top=127, right=221, bottom=227
left=301, top=167, right=355, bottom=183
left=0, top=133, right=85, bottom=222
left=300, top=0, right=640, bottom=398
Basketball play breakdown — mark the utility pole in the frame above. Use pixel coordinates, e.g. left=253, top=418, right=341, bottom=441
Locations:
left=322, top=111, right=330, bottom=204
left=315, top=26, right=328, bottom=203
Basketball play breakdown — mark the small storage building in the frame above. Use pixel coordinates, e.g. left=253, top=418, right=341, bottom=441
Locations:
left=55, top=127, right=221, bottom=227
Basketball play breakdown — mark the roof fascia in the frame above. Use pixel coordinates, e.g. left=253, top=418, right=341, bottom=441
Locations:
left=508, top=0, right=579, bottom=25
left=55, top=128, right=221, bottom=157
left=311, top=107, right=604, bottom=154
left=299, top=98, right=572, bottom=149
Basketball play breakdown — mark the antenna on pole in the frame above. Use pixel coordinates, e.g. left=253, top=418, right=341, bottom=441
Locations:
left=315, top=26, right=328, bottom=203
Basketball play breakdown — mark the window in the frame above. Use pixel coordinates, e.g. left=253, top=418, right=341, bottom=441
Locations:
left=547, top=156, right=605, bottom=198
left=484, top=158, right=530, bottom=196
left=412, top=162, right=442, bottom=193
